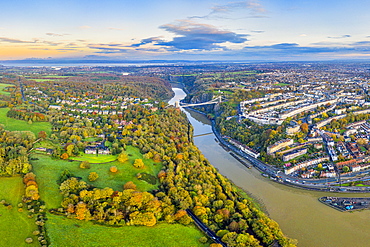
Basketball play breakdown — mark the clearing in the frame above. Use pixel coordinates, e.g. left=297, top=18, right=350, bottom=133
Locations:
left=0, top=108, right=52, bottom=136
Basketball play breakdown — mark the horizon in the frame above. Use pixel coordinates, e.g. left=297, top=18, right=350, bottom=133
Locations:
left=1, top=0, right=370, bottom=61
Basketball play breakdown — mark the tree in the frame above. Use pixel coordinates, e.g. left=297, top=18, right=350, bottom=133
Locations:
left=342, top=166, right=350, bottom=173
left=123, top=181, right=137, bottom=190
left=300, top=123, right=309, bottom=133
left=38, top=131, right=47, bottom=139
left=110, top=166, right=118, bottom=173
left=118, top=152, right=128, bottom=163
left=88, top=172, right=99, bottom=181
left=60, top=153, right=69, bottom=160
left=133, top=159, right=145, bottom=169
left=357, top=138, right=367, bottom=145
left=66, top=144, right=75, bottom=156
left=80, top=161, right=90, bottom=169
left=198, top=236, right=208, bottom=244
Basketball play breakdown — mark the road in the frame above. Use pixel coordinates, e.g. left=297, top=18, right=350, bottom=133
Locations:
left=212, top=120, right=370, bottom=192
left=186, top=209, right=227, bottom=247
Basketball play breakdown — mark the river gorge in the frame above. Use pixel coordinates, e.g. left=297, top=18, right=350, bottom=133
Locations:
left=169, top=87, right=370, bottom=247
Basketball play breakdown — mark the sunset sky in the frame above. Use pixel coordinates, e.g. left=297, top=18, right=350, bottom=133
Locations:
left=1, top=0, right=370, bottom=61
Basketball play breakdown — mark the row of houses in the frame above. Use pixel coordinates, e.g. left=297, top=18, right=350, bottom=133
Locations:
left=267, top=139, right=294, bottom=155
left=228, top=138, right=260, bottom=158
left=284, top=156, right=330, bottom=175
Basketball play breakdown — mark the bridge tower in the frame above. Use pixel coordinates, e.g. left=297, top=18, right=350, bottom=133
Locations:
left=218, top=96, right=222, bottom=103
left=175, top=101, right=180, bottom=108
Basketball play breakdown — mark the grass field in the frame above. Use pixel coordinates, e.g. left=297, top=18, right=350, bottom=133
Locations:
left=275, top=83, right=290, bottom=86
left=46, top=213, right=207, bottom=247
left=30, top=79, right=58, bottom=82
left=0, top=83, right=13, bottom=95
left=0, top=108, right=52, bottom=136
left=69, top=153, right=118, bottom=163
left=31, top=146, right=162, bottom=208
left=0, top=177, right=39, bottom=247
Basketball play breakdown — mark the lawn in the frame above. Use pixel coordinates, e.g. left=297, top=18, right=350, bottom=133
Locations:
left=0, top=108, right=52, bottom=136
left=70, top=153, right=118, bottom=163
left=34, top=139, right=59, bottom=149
left=0, top=83, right=13, bottom=95
left=31, top=146, right=162, bottom=208
left=275, top=83, right=290, bottom=86
left=0, top=177, right=39, bottom=247
left=30, top=79, right=57, bottom=82
left=46, top=213, right=207, bottom=247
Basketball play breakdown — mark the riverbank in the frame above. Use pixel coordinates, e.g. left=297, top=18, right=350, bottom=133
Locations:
left=173, top=87, right=370, bottom=247
left=319, top=196, right=370, bottom=212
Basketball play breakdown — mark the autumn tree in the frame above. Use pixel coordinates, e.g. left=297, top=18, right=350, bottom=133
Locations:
left=124, top=181, right=137, bottom=190
left=300, top=123, right=309, bottom=133
left=88, top=172, right=99, bottom=182
left=60, top=153, right=69, bottom=160
left=110, top=166, right=118, bottom=173
left=38, top=131, right=47, bottom=139
left=118, top=152, right=129, bottom=163
left=80, top=161, right=90, bottom=169
left=133, top=159, right=145, bottom=169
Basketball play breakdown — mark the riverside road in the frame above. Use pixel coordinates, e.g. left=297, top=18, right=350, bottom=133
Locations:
left=211, top=120, right=370, bottom=193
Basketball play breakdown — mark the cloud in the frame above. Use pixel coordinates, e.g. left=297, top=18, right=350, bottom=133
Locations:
left=0, top=37, right=31, bottom=43
left=328, top=34, right=351, bottom=39
left=131, top=37, right=164, bottom=47
left=236, top=41, right=370, bottom=59
left=79, top=25, right=92, bottom=29
left=88, top=45, right=130, bottom=54
left=46, top=32, right=69, bottom=37
left=251, top=30, right=264, bottom=33
left=190, top=0, right=266, bottom=20
left=157, top=20, right=248, bottom=50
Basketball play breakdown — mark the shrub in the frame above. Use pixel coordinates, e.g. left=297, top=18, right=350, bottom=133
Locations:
left=25, top=237, right=33, bottom=243
left=199, top=236, right=208, bottom=244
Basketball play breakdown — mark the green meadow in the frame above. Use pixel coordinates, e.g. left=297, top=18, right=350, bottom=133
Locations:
left=0, top=108, right=52, bottom=136
left=31, top=146, right=162, bottom=208
left=0, top=83, right=13, bottom=95
left=46, top=214, right=207, bottom=247
left=0, top=177, right=39, bottom=247
left=69, top=153, right=118, bottom=163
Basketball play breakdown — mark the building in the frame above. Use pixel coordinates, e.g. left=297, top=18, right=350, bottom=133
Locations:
left=282, top=148, right=307, bottom=161
left=49, top=105, right=62, bottom=110
left=229, top=138, right=260, bottom=158
left=267, top=139, right=294, bottom=155
left=286, top=121, right=300, bottom=135
left=284, top=156, right=330, bottom=175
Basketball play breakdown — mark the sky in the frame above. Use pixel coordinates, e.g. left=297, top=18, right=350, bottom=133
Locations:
left=1, top=0, right=370, bottom=61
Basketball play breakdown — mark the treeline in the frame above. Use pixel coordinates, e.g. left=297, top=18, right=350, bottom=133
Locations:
left=23, top=75, right=173, bottom=102
left=0, top=125, right=34, bottom=176
left=7, top=109, right=47, bottom=122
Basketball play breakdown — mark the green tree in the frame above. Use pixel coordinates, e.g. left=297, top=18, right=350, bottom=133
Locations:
left=342, top=166, right=350, bottom=173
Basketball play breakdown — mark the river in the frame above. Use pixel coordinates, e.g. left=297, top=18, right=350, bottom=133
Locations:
left=169, top=88, right=370, bottom=247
